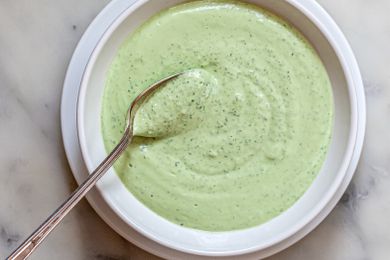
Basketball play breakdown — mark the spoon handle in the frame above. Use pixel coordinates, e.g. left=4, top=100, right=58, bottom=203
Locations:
left=7, top=132, right=131, bottom=260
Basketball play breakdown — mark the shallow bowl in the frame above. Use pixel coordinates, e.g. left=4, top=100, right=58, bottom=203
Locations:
left=77, top=0, right=365, bottom=256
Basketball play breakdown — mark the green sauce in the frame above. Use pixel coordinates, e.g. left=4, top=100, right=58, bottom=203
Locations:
left=101, top=0, right=333, bottom=231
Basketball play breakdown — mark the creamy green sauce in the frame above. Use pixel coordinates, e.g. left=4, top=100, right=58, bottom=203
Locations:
left=101, top=0, right=333, bottom=231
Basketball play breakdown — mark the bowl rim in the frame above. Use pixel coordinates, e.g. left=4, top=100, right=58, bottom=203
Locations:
left=76, top=0, right=365, bottom=256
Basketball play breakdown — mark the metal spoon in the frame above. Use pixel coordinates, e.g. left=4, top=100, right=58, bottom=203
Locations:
left=7, top=72, right=182, bottom=260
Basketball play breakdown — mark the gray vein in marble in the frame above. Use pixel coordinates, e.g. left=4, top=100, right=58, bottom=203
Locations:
left=94, top=254, right=127, bottom=260
left=0, top=227, right=21, bottom=249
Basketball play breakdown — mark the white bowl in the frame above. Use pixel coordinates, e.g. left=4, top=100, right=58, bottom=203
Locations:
left=77, top=0, right=365, bottom=256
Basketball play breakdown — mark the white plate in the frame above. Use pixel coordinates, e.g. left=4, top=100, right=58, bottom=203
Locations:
left=61, top=0, right=365, bottom=259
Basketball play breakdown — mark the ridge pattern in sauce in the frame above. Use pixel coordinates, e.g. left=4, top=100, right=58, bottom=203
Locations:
left=101, top=0, right=333, bottom=231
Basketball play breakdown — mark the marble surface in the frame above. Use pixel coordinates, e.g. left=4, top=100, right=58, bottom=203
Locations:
left=0, top=0, right=389, bottom=259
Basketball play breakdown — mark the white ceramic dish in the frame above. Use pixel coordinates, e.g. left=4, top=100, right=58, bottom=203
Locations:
left=73, top=0, right=365, bottom=257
